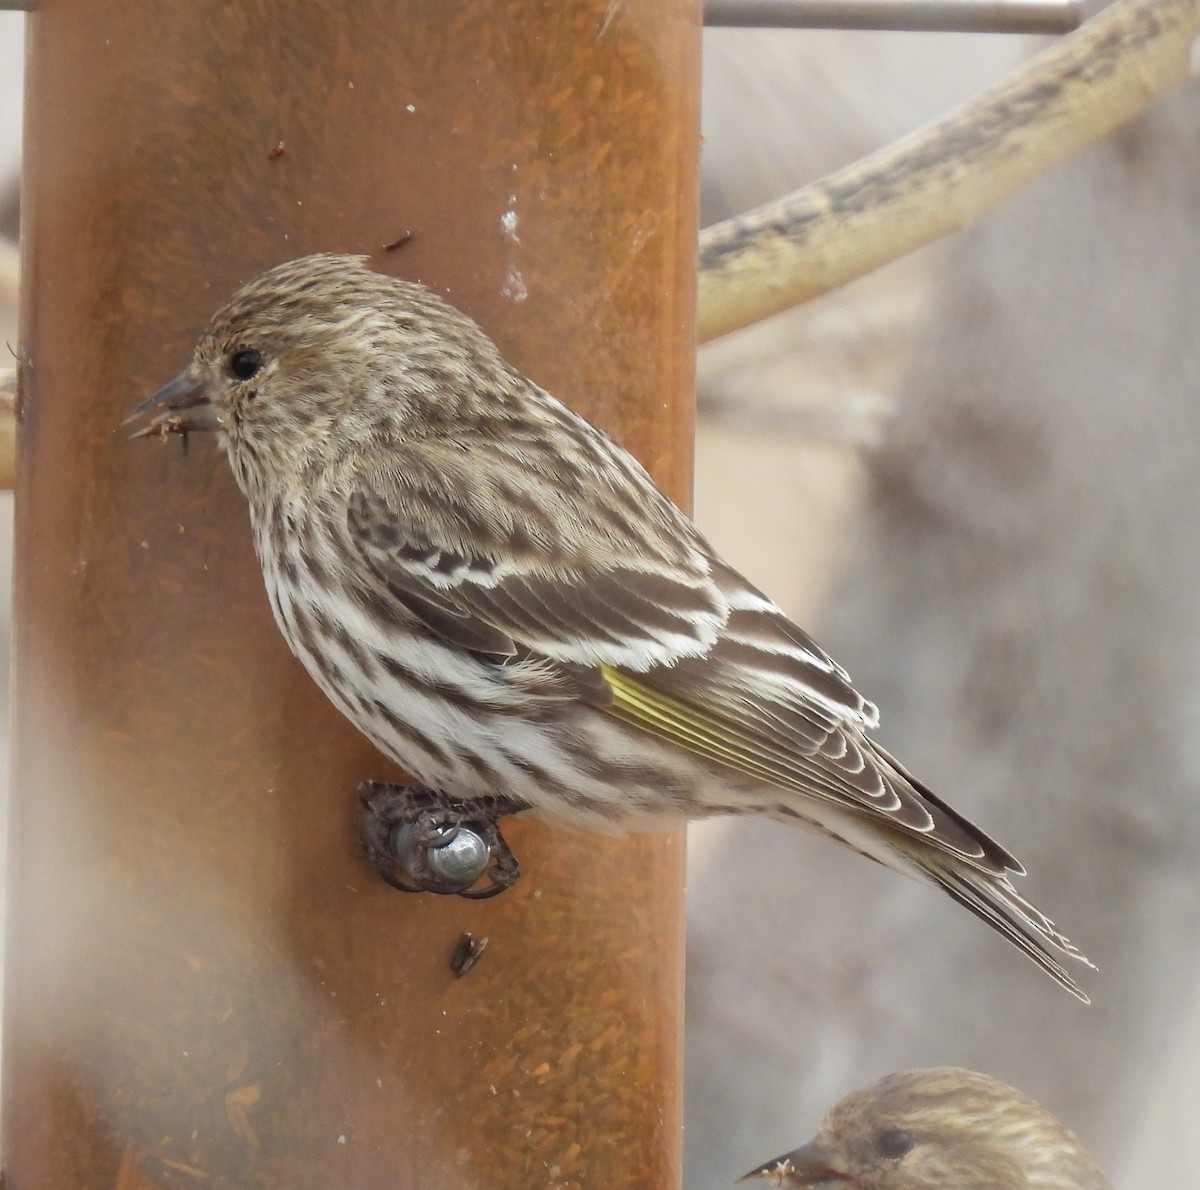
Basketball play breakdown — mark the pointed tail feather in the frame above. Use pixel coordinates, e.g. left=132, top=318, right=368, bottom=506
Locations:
left=919, top=855, right=1095, bottom=1003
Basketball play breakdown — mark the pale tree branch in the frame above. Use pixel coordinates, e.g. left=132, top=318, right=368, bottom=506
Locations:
left=698, top=0, right=1200, bottom=342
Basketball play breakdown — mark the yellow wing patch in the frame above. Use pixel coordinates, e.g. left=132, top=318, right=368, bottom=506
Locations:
left=599, top=663, right=834, bottom=796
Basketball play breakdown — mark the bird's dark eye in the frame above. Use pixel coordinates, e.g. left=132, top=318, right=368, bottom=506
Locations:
left=229, top=348, right=263, bottom=381
left=875, top=1129, right=915, bottom=1160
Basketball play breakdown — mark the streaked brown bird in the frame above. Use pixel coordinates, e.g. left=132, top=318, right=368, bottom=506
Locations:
left=129, top=253, right=1091, bottom=997
left=740, top=1067, right=1111, bottom=1188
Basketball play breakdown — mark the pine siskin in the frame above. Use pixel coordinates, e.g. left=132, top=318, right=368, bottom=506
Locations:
left=739, top=1066, right=1111, bottom=1188
left=129, top=253, right=1092, bottom=998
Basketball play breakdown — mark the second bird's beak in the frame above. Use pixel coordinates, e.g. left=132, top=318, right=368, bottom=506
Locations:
left=737, top=1140, right=852, bottom=1186
left=126, top=369, right=223, bottom=439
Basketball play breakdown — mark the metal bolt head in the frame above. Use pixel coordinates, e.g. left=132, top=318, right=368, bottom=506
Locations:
left=386, top=822, right=493, bottom=892
left=427, top=826, right=491, bottom=887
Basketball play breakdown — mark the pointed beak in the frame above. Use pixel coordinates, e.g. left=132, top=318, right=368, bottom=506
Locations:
left=125, top=369, right=223, bottom=439
left=737, top=1140, right=852, bottom=1186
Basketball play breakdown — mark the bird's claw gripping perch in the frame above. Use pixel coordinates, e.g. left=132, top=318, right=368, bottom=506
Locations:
left=359, top=781, right=524, bottom=899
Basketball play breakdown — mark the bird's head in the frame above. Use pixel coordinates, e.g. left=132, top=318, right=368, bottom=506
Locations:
left=738, top=1068, right=1109, bottom=1189
left=127, top=253, right=520, bottom=496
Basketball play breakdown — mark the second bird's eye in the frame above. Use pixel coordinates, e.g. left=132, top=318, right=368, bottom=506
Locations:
left=229, top=348, right=263, bottom=381
left=875, top=1129, right=915, bottom=1160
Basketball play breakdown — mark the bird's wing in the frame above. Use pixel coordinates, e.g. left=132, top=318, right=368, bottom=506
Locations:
left=347, top=442, right=731, bottom=671
left=602, top=560, right=1020, bottom=867
left=347, top=447, right=1004, bottom=865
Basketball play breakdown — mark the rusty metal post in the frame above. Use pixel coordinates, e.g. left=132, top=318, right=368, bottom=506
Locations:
left=4, top=2, right=700, bottom=1186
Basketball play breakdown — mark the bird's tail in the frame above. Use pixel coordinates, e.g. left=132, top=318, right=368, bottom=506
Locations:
left=862, top=741, right=1095, bottom=1002
left=778, top=740, right=1096, bottom=1002
left=914, top=850, right=1095, bottom=1003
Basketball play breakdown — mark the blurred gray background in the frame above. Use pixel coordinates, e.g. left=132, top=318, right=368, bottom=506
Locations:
left=691, top=23, right=1200, bottom=1190
left=1, top=12, right=1196, bottom=1187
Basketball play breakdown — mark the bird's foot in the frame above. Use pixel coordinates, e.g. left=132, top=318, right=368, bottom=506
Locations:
left=358, top=782, right=525, bottom=899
